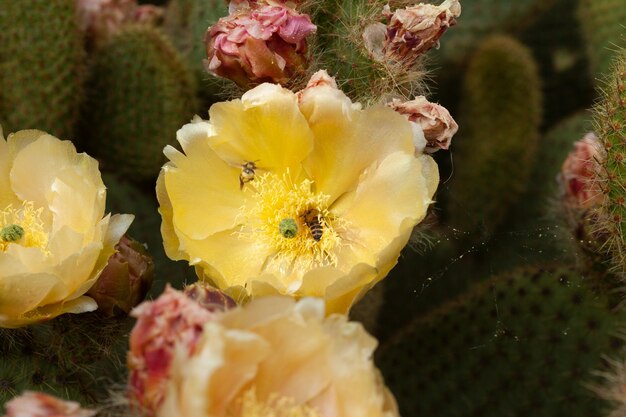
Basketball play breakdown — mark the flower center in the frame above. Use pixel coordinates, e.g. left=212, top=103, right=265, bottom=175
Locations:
left=238, top=171, right=348, bottom=274
left=230, top=388, right=321, bottom=417
left=0, top=201, right=49, bottom=253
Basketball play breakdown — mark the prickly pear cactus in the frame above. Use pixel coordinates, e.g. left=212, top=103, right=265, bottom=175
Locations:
left=578, top=0, right=626, bottom=82
left=446, top=35, right=542, bottom=241
left=81, top=25, right=198, bottom=182
left=588, top=50, right=626, bottom=277
left=163, top=0, right=228, bottom=92
left=377, top=265, right=625, bottom=417
left=0, top=0, right=84, bottom=140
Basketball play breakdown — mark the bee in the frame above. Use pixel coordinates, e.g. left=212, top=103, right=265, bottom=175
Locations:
left=303, top=209, right=323, bottom=242
left=239, top=161, right=257, bottom=190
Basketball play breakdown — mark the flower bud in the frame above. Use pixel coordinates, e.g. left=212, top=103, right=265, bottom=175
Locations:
left=133, top=5, right=164, bottom=25
left=365, top=0, right=461, bottom=65
left=87, top=235, right=154, bottom=317
left=128, top=287, right=218, bottom=415
left=387, top=96, right=458, bottom=153
left=182, top=282, right=237, bottom=312
left=4, top=391, right=95, bottom=417
left=559, top=132, right=605, bottom=210
left=77, top=0, right=136, bottom=41
left=204, top=4, right=316, bottom=87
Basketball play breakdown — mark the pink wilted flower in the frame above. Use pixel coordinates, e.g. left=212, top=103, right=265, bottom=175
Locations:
left=204, top=4, right=316, bottom=87
left=3, top=392, right=95, bottom=417
left=128, top=286, right=233, bottom=415
left=388, top=96, right=458, bottom=153
left=559, top=132, right=605, bottom=209
left=365, top=0, right=461, bottom=65
left=76, top=0, right=163, bottom=46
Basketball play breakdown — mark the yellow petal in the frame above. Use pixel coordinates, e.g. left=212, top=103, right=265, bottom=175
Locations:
left=164, top=123, right=245, bottom=239
left=184, top=229, right=273, bottom=290
left=333, top=152, right=438, bottom=267
left=207, top=83, right=314, bottom=177
left=156, top=168, right=185, bottom=261
left=10, top=134, right=97, bottom=223
left=0, top=272, right=61, bottom=317
left=300, top=88, right=414, bottom=202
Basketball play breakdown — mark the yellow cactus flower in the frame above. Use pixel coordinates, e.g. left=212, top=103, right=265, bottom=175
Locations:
left=157, top=72, right=438, bottom=313
left=0, top=129, right=133, bottom=328
left=157, top=296, right=399, bottom=417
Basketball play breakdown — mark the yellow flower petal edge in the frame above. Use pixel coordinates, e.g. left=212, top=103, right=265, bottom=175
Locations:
left=0, top=129, right=133, bottom=328
left=157, top=72, right=439, bottom=313
left=157, top=296, right=400, bottom=417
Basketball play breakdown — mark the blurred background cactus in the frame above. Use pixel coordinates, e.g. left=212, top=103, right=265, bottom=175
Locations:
left=3, top=0, right=626, bottom=416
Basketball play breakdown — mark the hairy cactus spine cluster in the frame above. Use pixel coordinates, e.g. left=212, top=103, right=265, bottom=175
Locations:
left=588, top=51, right=626, bottom=277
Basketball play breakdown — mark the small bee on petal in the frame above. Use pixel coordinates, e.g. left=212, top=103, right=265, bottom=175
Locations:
left=239, top=161, right=257, bottom=190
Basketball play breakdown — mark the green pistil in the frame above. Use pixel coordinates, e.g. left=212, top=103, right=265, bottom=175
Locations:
left=0, top=224, right=24, bottom=242
left=279, top=218, right=298, bottom=238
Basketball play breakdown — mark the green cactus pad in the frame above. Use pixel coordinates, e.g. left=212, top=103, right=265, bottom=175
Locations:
left=578, top=0, right=626, bottom=83
left=377, top=265, right=626, bottom=417
left=81, top=25, right=198, bottom=182
left=0, top=0, right=84, bottom=140
left=446, top=35, right=542, bottom=241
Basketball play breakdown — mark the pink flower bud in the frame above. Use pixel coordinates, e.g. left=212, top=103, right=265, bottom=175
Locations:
left=227, top=0, right=303, bottom=14
left=128, top=286, right=217, bottom=415
left=76, top=0, right=136, bottom=40
left=133, top=5, right=164, bottom=25
left=204, top=4, right=316, bottom=87
left=365, top=0, right=461, bottom=65
left=388, top=97, right=458, bottom=153
left=559, top=132, right=605, bottom=209
left=4, top=392, right=95, bottom=417
left=87, top=235, right=154, bottom=317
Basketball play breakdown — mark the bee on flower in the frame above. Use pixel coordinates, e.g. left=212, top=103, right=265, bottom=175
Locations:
left=156, top=70, right=439, bottom=314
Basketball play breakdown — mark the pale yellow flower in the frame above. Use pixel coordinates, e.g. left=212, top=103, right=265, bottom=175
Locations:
left=157, top=74, right=439, bottom=313
left=157, top=296, right=399, bottom=417
left=0, top=129, right=133, bottom=328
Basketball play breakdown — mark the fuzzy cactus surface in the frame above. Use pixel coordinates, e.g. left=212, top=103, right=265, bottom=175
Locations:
left=0, top=0, right=85, bottom=140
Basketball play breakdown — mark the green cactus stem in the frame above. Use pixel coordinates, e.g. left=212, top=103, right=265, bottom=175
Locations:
left=446, top=35, right=542, bottom=242
left=0, top=0, right=84, bottom=140
left=81, top=25, right=198, bottom=182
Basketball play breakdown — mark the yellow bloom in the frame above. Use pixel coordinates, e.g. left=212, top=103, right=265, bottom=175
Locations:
left=157, top=296, right=399, bottom=417
left=157, top=72, right=438, bottom=313
left=0, top=129, right=133, bottom=328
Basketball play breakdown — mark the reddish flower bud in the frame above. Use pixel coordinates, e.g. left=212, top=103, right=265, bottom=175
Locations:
left=127, top=287, right=219, bottom=415
left=182, top=282, right=237, bottom=312
left=4, top=392, right=95, bottom=417
left=204, top=4, right=316, bottom=87
left=387, top=96, right=458, bottom=153
left=133, top=5, right=164, bottom=25
left=364, top=0, right=461, bottom=65
left=87, top=235, right=154, bottom=317
left=559, top=132, right=605, bottom=209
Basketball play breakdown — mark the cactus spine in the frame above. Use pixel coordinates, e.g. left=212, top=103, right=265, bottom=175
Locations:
left=81, top=26, right=198, bottom=182
left=0, top=0, right=84, bottom=140
left=588, top=50, right=626, bottom=278
left=446, top=35, right=542, bottom=241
